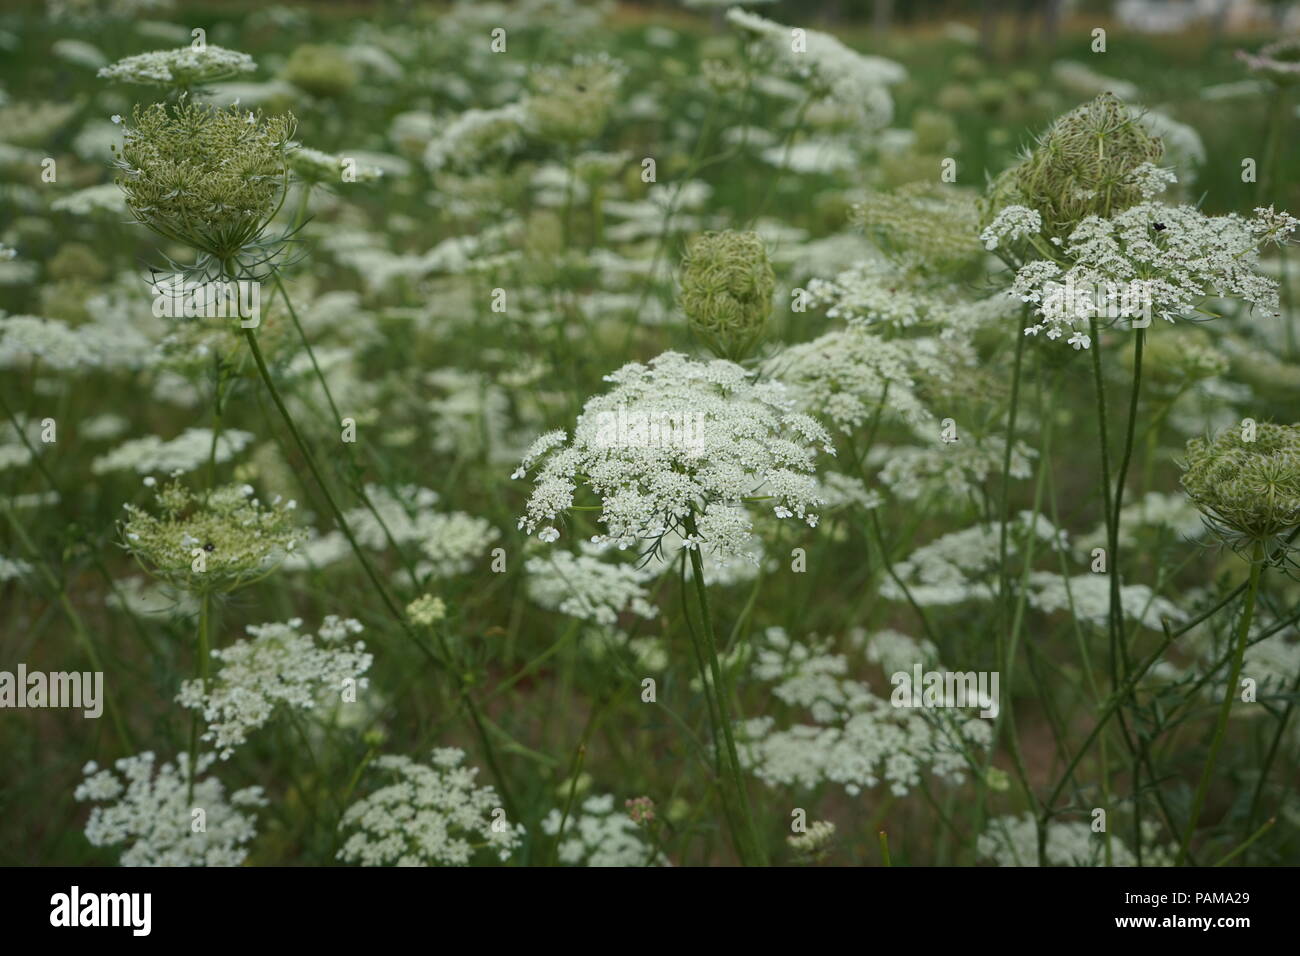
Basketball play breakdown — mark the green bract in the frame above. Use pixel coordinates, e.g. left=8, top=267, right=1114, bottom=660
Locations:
left=112, top=101, right=296, bottom=269
left=1180, top=423, right=1300, bottom=548
left=679, top=230, right=775, bottom=362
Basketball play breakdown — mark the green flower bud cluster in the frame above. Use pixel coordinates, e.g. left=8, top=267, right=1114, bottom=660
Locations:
left=527, top=54, right=625, bottom=145
left=281, top=44, right=359, bottom=100
left=1181, top=423, right=1300, bottom=549
left=983, top=92, right=1163, bottom=239
left=853, top=183, right=983, bottom=275
left=113, top=101, right=296, bottom=266
left=121, top=480, right=303, bottom=594
left=679, top=230, right=774, bottom=362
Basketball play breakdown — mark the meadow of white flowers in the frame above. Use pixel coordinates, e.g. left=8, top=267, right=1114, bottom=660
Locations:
left=1, top=0, right=1299, bottom=869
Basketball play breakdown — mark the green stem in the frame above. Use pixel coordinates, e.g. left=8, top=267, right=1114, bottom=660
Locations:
left=186, top=590, right=210, bottom=806
left=1176, top=539, right=1265, bottom=866
left=683, top=511, right=766, bottom=866
left=240, top=326, right=408, bottom=634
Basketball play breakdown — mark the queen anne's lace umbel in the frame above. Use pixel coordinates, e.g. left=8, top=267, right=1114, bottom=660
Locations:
left=514, top=351, right=834, bottom=561
left=75, top=752, right=266, bottom=866
left=337, top=749, right=524, bottom=866
left=177, top=616, right=372, bottom=759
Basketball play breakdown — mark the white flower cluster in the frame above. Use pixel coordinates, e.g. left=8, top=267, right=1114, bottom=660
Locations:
left=1075, top=490, right=1205, bottom=553
left=97, top=46, right=256, bottom=87
left=737, top=628, right=991, bottom=796
left=0, top=312, right=152, bottom=371
left=177, top=616, right=372, bottom=759
left=978, top=811, right=1174, bottom=866
left=806, top=255, right=1008, bottom=338
left=345, top=483, right=440, bottom=548
left=525, top=545, right=659, bottom=625
left=423, top=103, right=529, bottom=172
left=337, top=748, right=524, bottom=866
left=726, top=8, right=904, bottom=131
left=980, top=205, right=1043, bottom=250
left=337, top=484, right=498, bottom=577
left=874, top=435, right=1037, bottom=505
left=816, top=471, right=882, bottom=512
left=1126, top=161, right=1179, bottom=200
left=75, top=752, right=266, bottom=866
left=50, top=183, right=129, bottom=216
left=1024, top=572, right=1185, bottom=632
left=0, top=554, right=33, bottom=582
left=1012, top=203, right=1298, bottom=346
left=91, top=427, right=253, bottom=476
left=541, top=793, right=668, bottom=867
left=514, top=351, right=834, bottom=560
left=415, top=511, right=501, bottom=579
left=882, top=513, right=1069, bottom=606
left=777, top=326, right=954, bottom=430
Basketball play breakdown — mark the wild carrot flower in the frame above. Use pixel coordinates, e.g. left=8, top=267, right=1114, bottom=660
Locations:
left=541, top=793, right=668, bottom=867
left=337, top=749, right=524, bottom=866
left=177, top=616, right=372, bottom=759
left=112, top=101, right=296, bottom=275
left=726, top=8, right=904, bottom=131
left=75, top=752, right=266, bottom=866
left=513, top=351, right=834, bottom=560
left=527, top=53, right=625, bottom=144
left=98, top=46, right=256, bottom=90
left=119, top=479, right=303, bottom=594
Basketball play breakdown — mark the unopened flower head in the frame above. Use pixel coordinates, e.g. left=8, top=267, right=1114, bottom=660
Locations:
left=679, top=231, right=775, bottom=361
left=1181, top=423, right=1300, bottom=549
left=406, top=594, right=447, bottom=627
left=97, top=45, right=256, bottom=90
left=625, top=796, right=656, bottom=826
left=112, top=101, right=296, bottom=271
left=513, top=351, right=834, bottom=560
left=120, top=480, right=303, bottom=594
left=337, top=748, right=524, bottom=866
left=983, top=92, right=1164, bottom=239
